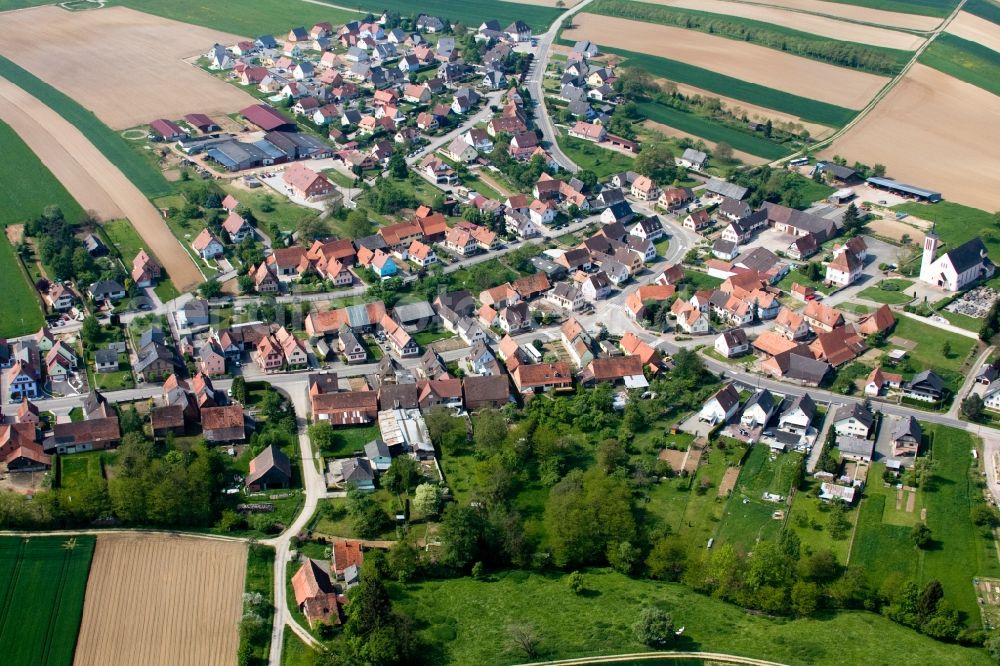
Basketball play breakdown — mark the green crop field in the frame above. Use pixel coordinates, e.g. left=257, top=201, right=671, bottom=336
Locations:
left=965, top=0, right=1000, bottom=23
left=395, top=569, right=992, bottom=665
left=0, top=56, right=170, bottom=198
left=348, top=0, right=562, bottom=32
left=578, top=44, right=856, bottom=127
left=635, top=102, right=794, bottom=160
left=920, top=34, right=1000, bottom=97
left=0, top=536, right=96, bottom=666
left=109, top=0, right=362, bottom=37
left=0, top=119, right=85, bottom=336
left=587, top=0, right=912, bottom=76
left=821, top=0, right=959, bottom=17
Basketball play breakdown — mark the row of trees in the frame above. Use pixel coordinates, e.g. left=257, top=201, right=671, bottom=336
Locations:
left=22, top=206, right=122, bottom=287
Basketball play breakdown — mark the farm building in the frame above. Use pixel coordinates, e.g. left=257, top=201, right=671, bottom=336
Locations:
left=866, top=176, right=941, bottom=203
left=240, top=104, right=294, bottom=131
left=245, top=444, right=292, bottom=491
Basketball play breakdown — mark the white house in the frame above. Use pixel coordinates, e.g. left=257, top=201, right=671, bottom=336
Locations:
left=919, top=233, right=994, bottom=292
left=699, top=384, right=740, bottom=424
left=547, top=283, right=585, bottom=312
left=778, top=394, right=815, bottom=435
left=825, top=250, right=862, bottom=287
left=741, top=390, right=776, bottom=428
left=581, top=272, right=612, bottom=301
left=714, top=328, right=749, bottom=358
left=832, top=403, right=874, bottom=438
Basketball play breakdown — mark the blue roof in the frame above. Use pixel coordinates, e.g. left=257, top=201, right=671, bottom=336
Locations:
left=866, top=177, right=940, bottom=200
left=252, top=139, right=286, bottom=160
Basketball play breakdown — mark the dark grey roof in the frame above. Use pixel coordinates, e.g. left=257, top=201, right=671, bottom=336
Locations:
left=744, top=389, right=775, bottom=416
left=139, top=327, right=165, bottom=349
left=392, top=300, right=435, bottom=324
left=713, top=239, right=738, bottom=254
left=83, top=390, right=107, bottom=419
left=736, top=247, right=781, bottom=273
left=784, top=393, right=816, bottom=421
left=834, top=403, right=874, bottom=428
left=942, top=237, right=991, bottom=275
left=816, top=162, right=857, bottom=180
left=721, top=328, right=748, bottom=347
left=246, top=444, right=292, bottom=487
left=704, top=179, right=748, bottom=200
left=90, top=279, right=125, bottom=298
left=837, top=435, right=874, bottom=458
left=365, top=439, right=390, bottom=459
left=772, top=349, right=830, bottom=385
left=94, top=349, right=118, bottom=365
left=134, top=341, right=175, bottom=373
left=719, top=197, right=752, bottom=219
left=908, top=370, right=945, bottom=393
left=892, top=415, right=921, bottom=442
left=711, top=383, right=740, bottom=412
left=605, top=201, right=634, bottom=221
left=341, top=457, right=374, bottom=483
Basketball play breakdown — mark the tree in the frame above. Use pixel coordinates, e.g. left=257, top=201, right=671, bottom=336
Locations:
left=918, top=579, right=944, bottom=621
left=911, top=522, right=932, bottom=549
left=566, top=571, right=585, bottom=594
left=345, top=209, right=375, bottom=239
left=646, top=535, right=687, bottom=581
left=413, top=483, right=443, bottom=519
left=608, top=540, right=641, bottom=575
left=505, top=624, right=540, bottom=659
left=387, top=539, right=420, bottom=582
left=308, top=422, right=336, bottom=452
left=791, top=580, right=820, bottom=617
left=230, top=376, right=247, bottom=404
left=972, top=502, right=998, bottom=527
left=439, top=504, right=487, bottom=570
left=237, top=275, right=254, bottom=294
left=715, top=142, right=733, bottom=161
left=942, top=340, right=952, bottom=358
left=843, top=202, right=863, bottom=234
left=962, top=394, right=985, bottom=421
left=296, top=216, right=331, bottom=243
left=199, top=279, right=222, bottom=299
left=472, top=409, right=508, bottom=455
left=383, top=455, right=421, bottom=495
left=387, top=152, right=408, bottom=179
left=634, top=143, right=676, bottom=183
left=80, top=316, right=101, bottom=347
left=632, top=607, right=675, bottom=647
left=347, top=489, right=391, bottom=539
left=596, top=439, right=628, bottom=475
left=800, top=549, right=839, bottom=582
left=986, top=632, right=1000, bottom=662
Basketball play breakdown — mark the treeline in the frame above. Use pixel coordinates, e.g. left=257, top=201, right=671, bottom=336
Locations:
left=22, top=206, right=123, bottom=287
left=589, top=0, right=908, bottom=75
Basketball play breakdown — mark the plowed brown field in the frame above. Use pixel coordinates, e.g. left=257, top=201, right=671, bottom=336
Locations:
left=563, top=14, right=890, bottom=109
left=946, top=11, right=1000, bottom=54
left=0, top=5, right=257, bottom=130
left=738, top=0, right=942, bottom=30
left=0, top=77, right=204, bottom=290
left=73, top=533, right=246, bottom=666
left=822, top=64, right=1000, bottom=212
left=639, top=0, right=925, bottom=50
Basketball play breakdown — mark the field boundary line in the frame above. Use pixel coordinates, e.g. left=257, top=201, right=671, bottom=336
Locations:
left=519, top=650, right=789, bottom=665
left=0, top=528, right=248, bottom=542
left=0, top=538, right=26, bottom=631
left=39, top=545, right=72, bottom=665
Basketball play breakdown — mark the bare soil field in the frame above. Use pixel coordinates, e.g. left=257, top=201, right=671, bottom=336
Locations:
left=946, top=11, right=1000, bottom=54
left=0, top=5, right=257, bottom=130
left=74, top=533, right=246, bottom=666
left=564, top=14, right=890, bottom=109
left=643, top=120, right=769, bottom=165
left=659, top=80, right=836, bottom=139
left=867, top=217, right=927, bottom=244
left=639, top=0, right=925, bottom=50
left=738, top=0, right=942, bottom=30
left=821, top=64, right=1000, bottom=212
left=0, top=77, right=204, bottom=289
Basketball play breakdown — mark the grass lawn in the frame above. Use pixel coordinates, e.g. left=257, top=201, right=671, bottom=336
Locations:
left=0, top=55, right=169, bottom=197
left=940, top=309, right=983, bottom=333
left=892, top=201, right=998, bottom=260
left=324, top=424, right=382, bottom=458
left=281, top=631, right=318, bottom=666
left=920, top=33, right=1000, bottom=97
left=100, top=219, right=180, bottom=302
left=244, top=544, right=276, bottom=666
left=445, top=258, right=521, bottom=293
left=93, top=363, right=135, bottom=391
left=574, top=44, right=855, bottom=127
left=555, top=131, right=636, bottom=179
left=312, top=493, right=401, bottom=541
left=635, top=102, right=794, bottom=161
left=654, top=237, right=670, bottom=257
left=715, top=446, right=802, bottom=550
left=857, top=278, right=914, bottom=304
left=0, top=535, right=96, bottom=666
left=413, top=329, right=455, bottom=346
left=110, top=0, right=362, bottom=35
left=394, top=568, right=991, bottom=665
left=776, top=270, right=826, bottom=295
left=786, top=478, right=857, bottom=563
left=890, top=314, right=976, bottom=388
left=680, top=270, right=723, bottom=292
left=221, top=184, right=316, bottom=236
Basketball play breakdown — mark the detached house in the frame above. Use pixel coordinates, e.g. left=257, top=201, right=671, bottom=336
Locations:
left=192, top=229, right=224, bottom=259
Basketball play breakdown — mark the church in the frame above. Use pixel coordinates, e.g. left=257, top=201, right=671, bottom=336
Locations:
left=919, top=232, right=993, bottom=292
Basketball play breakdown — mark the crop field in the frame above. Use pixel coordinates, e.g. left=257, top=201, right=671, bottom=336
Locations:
left=635, top=102, right=793, bottom=160
left=572, top=44, right=856, bottom=127
left=946, top=10, right=1000, bottom=52
left=587, top=0, right=917, bottom=73
left=821, top=64, right=1000, bottom=212
left=821, top=0, right=959, bottom=18
left=642, top=120, right=767, bottom=167
left=107, top=0, right=361, bottom=36
left=347, top=0, right=562, bottom=31
left=739, top=0, right=944, bottom=29
left=74, top=533, right=246, bottom=666
left=920, top=33, right=1000, bottom=97
left=563, top=14, right=890, bottom=109
left=966, top=0, right=1000, bottom=24
left=0, top=6, right=257, bottom=130
left=0, top=536, right=96, bottom=666
left=629, top=0, right=926, bottom=50
left=396, top=569, right=993, bottom=665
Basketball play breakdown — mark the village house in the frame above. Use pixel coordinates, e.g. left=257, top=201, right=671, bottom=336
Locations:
left=892, top=416, right=922, bottom=457
left=778, top=394, right=816, bottom=435
left=715, top=328, right=750, bottom=358
left=803, top=301, right=844, bottom=333
left=741, top=389, right=777, bottom=428
left=192, top=229, right=224, bottom=260
left=132, top=250, right=161, bottom=287
left=833, top=403, right=874, bottom=438
left=901, top=370, right=945, bottom=403
left=699, top=383, right=740, bottom=424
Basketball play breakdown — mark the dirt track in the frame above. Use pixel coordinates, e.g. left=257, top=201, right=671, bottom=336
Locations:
left=822, top=64, right=1000, bottom=212
left=0, top=77, right=204, bottom=290
left=0, top=5, right=257, bottom=130
left=946, top=11, right=1000, bottom=53
left=564, top=14, right=890, bottom=109
left=738, top=0, right=942, bottom=30
left=639, top=0, right=925, bottom=50
left=74, top=533, right=246, bottom=666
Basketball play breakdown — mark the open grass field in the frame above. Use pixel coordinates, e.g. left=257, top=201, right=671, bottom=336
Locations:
left=850, top=426, right=1000, bottom=625
left=635, top=102, right=793, bottom=160
left=857, top=278, right=915, bottom=304
left=821, top=64, right=1000, bottom=213
left=578, top=44, right=855, bottom=127
left=739, top=0, right=943, bottom=29
left=0, top=75, right=204, bottom=290
left=346, top=0, right=562, bottom=31
left=946, top=10, right=1000, bottom=52
left=629, top=0, right=926, bottom=50
left=0, top=118, right=84, bottom=336
left=588, top=0, right=917, bottom=74
left=74, top=533, right=246, bottom=666
left=893, top=201, right=998, bottom=259
left=563, top=14, right=890, bottom=110
left=556, top=131, right=635, bottom=178
left=108, top=0, right=361, bottom=36
left=0, top=535, right=95, bottom=666
left=324, top=423, right=382, bottom=458
left=0, top=6, right=257, bottom=130
left=0, top=56, right=169, bottom=198
left=395, top=568, right=992, bottom=665
left=889, top=313, right=976, bottom=390
left=920, top=33, right=1000, bottom=98
left=786, top=479, right=856, bottom=563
